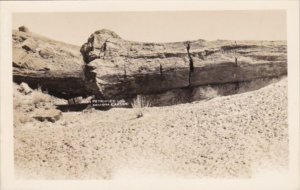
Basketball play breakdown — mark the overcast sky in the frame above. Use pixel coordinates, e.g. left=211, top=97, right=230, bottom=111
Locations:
left=13, top=11, right=286, bottom=46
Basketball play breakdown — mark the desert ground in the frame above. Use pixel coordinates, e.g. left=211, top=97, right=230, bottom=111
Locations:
left=14, top=77, right=288, bottom=179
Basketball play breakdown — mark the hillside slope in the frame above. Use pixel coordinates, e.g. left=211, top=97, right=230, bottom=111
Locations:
left=12, top=30, right=88, bottom=98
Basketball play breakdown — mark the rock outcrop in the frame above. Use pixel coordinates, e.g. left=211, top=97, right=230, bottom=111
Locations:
left=81, top=29, right=287, bottom=99
left=13, top=28, right=287, bottom=102
left=12, top=29, right=89, bottom=99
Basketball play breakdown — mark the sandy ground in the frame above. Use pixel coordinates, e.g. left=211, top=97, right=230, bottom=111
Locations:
left=14, top=78, right=288, bottom=179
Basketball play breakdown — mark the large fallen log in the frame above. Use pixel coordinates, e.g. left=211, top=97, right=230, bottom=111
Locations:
left=81, top=29, right=287, bottom=99
left=12, top=28, right=287, bottom=100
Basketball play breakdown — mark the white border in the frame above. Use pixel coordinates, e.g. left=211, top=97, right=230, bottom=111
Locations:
left=1, top=1, right=299, bottom=190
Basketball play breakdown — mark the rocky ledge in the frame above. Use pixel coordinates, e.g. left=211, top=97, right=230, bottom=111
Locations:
left=12, top=28, right=91, bottom=99
left=80, top=29, right=287, bottom=99
left=13, top=28, right=287, bottom=100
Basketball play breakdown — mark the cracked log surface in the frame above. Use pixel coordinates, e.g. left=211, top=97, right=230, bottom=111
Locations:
left=13, top=29, right=287, bottom=100
left=81, top=29, right=287, bottom=99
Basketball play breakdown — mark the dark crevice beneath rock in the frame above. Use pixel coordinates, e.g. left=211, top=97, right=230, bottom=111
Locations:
left=234, top=57, right=240, bottom=90
left=234, top=41, right=240, bottom=91
left=186, top=42, right=194, bottom=87
left=123, top=62, right=127, bottom=79
left=55, top=76, right=284, bottom=112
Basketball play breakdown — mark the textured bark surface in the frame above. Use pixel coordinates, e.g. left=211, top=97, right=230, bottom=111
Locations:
left=12, top=29, right=287, bottom=100
left=81, top=29, right=287, bottom=99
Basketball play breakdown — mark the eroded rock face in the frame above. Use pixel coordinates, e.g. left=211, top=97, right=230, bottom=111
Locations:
left=81, top=29, right=287, bottom=99
left=12, top=30, right=90, bottom=99
left=12, top=28, right=287, bottom=102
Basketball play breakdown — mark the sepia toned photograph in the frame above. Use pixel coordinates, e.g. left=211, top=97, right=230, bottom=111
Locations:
left=1, top=1, right=299, bottom=190
left=12, top=10, right=289, bottom=179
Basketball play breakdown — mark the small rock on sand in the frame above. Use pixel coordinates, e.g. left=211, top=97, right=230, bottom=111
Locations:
left=18, top=82, right=32, bottom=95
left=33, top=109, right=62, bottom=123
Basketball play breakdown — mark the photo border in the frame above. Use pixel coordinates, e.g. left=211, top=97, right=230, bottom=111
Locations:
left=1, top=1, right=299, bottom=190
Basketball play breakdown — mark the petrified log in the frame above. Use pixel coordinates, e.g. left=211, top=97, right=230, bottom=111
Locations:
left=12, top=29, right=287, bottom=100
left=81, top=29, right=287, bottom=99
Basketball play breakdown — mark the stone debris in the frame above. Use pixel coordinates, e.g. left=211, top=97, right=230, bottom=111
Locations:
left=18, top=26, right=29, bottom=33
left=18, top=82, right=32, bottom=95
left=32, top=109, right=62, bottom=123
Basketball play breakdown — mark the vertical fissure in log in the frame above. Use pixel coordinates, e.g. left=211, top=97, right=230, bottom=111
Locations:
left=234, top=41, right=239, bottom=91
left=124, top=62, right=127, bottom=79
left=159, top=63, right=163, bottom=75
left=124, top=53, right=128, bottom=79
left=186, top=42, right=194, bottom=87
left=99, top=39, right=108, bottom=60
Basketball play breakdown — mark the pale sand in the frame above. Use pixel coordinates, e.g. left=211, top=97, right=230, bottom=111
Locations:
left=14, top=77, right=288, bottom=179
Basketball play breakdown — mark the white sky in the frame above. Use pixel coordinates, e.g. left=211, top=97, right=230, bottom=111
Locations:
left=13, top=11, right=286, bottom=46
